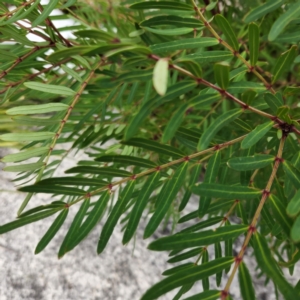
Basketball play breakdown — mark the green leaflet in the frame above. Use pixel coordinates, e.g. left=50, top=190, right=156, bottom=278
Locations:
left=19, top=184, right=86, bottom=196
left=162, top=103, right=189, bottom=143
left=61, top=65, right=83, bottom=82
left=272, top=46, right=298, bottom=84
left=241, top=121, right=274, bottom=149
left=122, top=138, right=185, bottom=158
left=162, top=263, right=194, bottom=276
left=58, top=198, right=90, bottom=258
left=141, top=258, right=233, bottom=300
left=95, top=155, right=156, bottom=168
left=227, top=155, right=275, bottom=171
left=32, top=0, right=59, bottom=26
left=269, top=195, right=292, bottom=237
left=238, top=262, right=256, bottom=300
left=65, top=166, right=132, bottom=177
left=153, top=58, right=168, bottom=96
left=291, top=215, right=300, bottom=243
left=150, top=38, right=218, bottom=53
left=179, top=217, right=223, bottom=234
left=47, top=46, right=98, bottom=61
left=1, top=147, right=48, bottom=163
left=286, top=189, right=300, bottom=218
left=143, top=27, right=194, bottom=36
left=192, top=183, right=261, bottom=200
left=197, top=108, right=242, bottom=151
left=268, top=3, right=300, bottom=41
left=148, top=225, right=247, bottom=251
left=12, top=116, right=61, bottom=126
left=214, top=62, right=230, bottom=90
left=24, top=82, right=75, bottom=96
left=143, top=162, right=188, bottom=239
left=253, top=232, right=298, bottom=300
left=283, top=161, right=300, bottom=189
left=18, top=202, right=66, bottom=218
left=0, top=209, right=60, bottom=234
left=130, top=1, right=193, bottom=11
left=264, top=93, right=283, bottom=114
left=6, top=103, right=69, bottom=115
left=214, top=14, right=239, bottom=51
left=122, top=172, right=160, bottom=245
left=248, top=23, right=260, bottom=66
left=243, top=0, right=284, bottom=23
left=140, top=15, right=203, bottom=28
left=0, top=132, right=55, bottom=142
left=66, top=192, right=110, bottom=254
left=202, top=248, right=209, bottom=291
left=185, top=51, right=233, bottom=63
left=198, top=151, right=221, bottom=218
left=214, top=242, right=222, bottom=286
left=124, top=81, right=197, bottom=140
left=188, top=93, right=221, bottom=108
left=183, top=290, right=220, bottom=300
left=36, top=177, right=108, bottom=187
left=97, top=180, right=135, bottom=253
left=74, top=29, right=115, bottom=41
left=3, top=162, right=44, bottom=172
left=35, top=209, right=69, bottom=254
left=167, top=247, right=202, bottom=263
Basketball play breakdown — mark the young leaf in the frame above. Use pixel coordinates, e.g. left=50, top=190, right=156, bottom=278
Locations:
left=214, top=62, right=230, bottom=90
left=283, top=161, right=300, bottom=189
left=198, top=108, right=242, bottom=150
left=248, top=23, right=260, bottom=66
left=4, top=162, right=44, bottom=172
left=58, top=199, right=90, bottom=258
left=97, top=180, right=136, bottom=253
left=183, top=290, right=220, bottom=300
left=268, top=3, right=300, bottom=41
left=153, top=58, right=168, bottom=96
left=6, top=103, right=69, bottom=115
left=35, top=208, right=69, bottom=254
left=192, top=183, right=261, bottom=199
left=214, top=14, right=239, bottom=51
left=123, top=172, right=160, bottom=245
left=0, top=209, right=60, bottom=234
left=32, top=0, right=59, bottom=27
left=1, top=147, right=48, bottom=163
left=143, top=162, right=188, bottom=239
left=141, top=258, right=233, bottom=300
left=0, top=132, right=55, bottom=142
left=24, top=82, right=75, bottom=96
left=148, top=225, right=247, bottom=251
left=272, top=46, right=298, bottom=84
left=241, top=121, right=274, bottom=149
left=291, top=215, right=300, bottom=243
left=286, top=189, right=300, bottom=218
left=143, top=27, right=194, bottom=36
left=238, top=262, right=256, bottom=300
left=130, top=1, right=193, bottom=11
left=227, top=155, right=275, bottom=171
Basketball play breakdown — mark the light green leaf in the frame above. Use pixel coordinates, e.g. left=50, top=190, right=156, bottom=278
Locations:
left=248, top=23, right=260, bottom=66
left=215, top=14, right=239, bottom=51
left=268, top=3, right=300, bottom=41
left=144, top=162, right=188, bottom=239
left=241, top=121, right=274, bottom=149
left=286, top=189, right=300, bottom=218
left=61, top=65, right=83, bottom=82
left=32, top=0, right=59, bottom=27
left=24, top=82, right=75, bottom=96
left=214, top=62, right=230, bottom=90
left=272, top=46, right=298, bottom=84
left=35, top=208, right=68, bottom=254
left=1, top=147, right=49, bottom=163
left=0, top=209, right=60, bottom=234
left=98, top=180, right=136, bottom=253
left=19, top=184, right=86, bottom=196
left=141, top=258, right=233, bottom=300
left=183, top=290, right=220, bottom=300
left=130, top=1, right=193, bottom=11
left=192, top=183, right=261, bottom=199
left=291, top=215, right=300, bottom=243
left=243, top=0, right=284, bottom=23
left=238, top=262, right=256, bottom=300
left=143, top=27, right=194, bottom=36
left=3, top=162, right=44, bottom=172
left=47, top=45, right=98, bottom=61
left=140, top=15, right=203, bottom=28
left=150, top=38, right=218, bottom=53
left=153, top=58, right=169, bottom=96
left=74, top=29, right=114, bottom=41
left=6, top=103, right=69, bottom=115
left=123, top=172, right=160, bottom=245
left=0, top=132, right=55, bottom=142
left=148, top=225, right=247, bottom=251
left=227, top=155, right=275, bottom=171
left=198, top=108, right=242, bottom=151
left=283, top=161, right=300, bottom=189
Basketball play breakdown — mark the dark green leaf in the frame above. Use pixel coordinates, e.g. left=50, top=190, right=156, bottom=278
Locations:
left=291, top=215, right=300, bottom=243
left=183, top=290, right=220, bottom=300
left=238, top=262, right=256, bottom=300
left=32, top=0, right=59, bottom=26
left=167, top=247, right=202, bottom=263
left=179, top=217, right=223, bottom=234
left=130, top=1, right=193, bottom=11
left=248, top=23, right=260, bottom=66
left=286, top=189, right=300, bottom=218
left=202, top=248, right=209, bottom=291
left=185, top=51, right=233, bottom=63
left=214, top=62, right=230, bottom=90
left=36, top=177, right=108, bottom=187
left=214, top=242, right=222, bottom=286
left=141, top=15, right=202, bottom=28
left=227, top=155, right=275, bottom=171
left=19, top=185, right=86, bottom=196
left=95, top=155, right=156, bottom=168
left=264, top=93, right=283, bottom=114
left=283, top=161, right=300, bottom=189
left=65, top=166, right=132, bottom=177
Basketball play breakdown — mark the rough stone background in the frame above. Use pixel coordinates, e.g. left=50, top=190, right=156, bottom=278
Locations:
left=0, top=148, right=299, bottom=300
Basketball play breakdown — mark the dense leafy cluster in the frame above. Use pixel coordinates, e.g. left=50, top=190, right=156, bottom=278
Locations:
left=0, top=0, right=300, bottom=299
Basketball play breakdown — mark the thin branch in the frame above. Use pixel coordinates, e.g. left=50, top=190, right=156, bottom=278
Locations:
left=221, top=136, right=286, bottom=299
left=0, top=0, right=35, bottom=18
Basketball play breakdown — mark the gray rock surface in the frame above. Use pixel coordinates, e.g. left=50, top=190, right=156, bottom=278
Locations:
left=0, top=148, right=298, bottom=300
